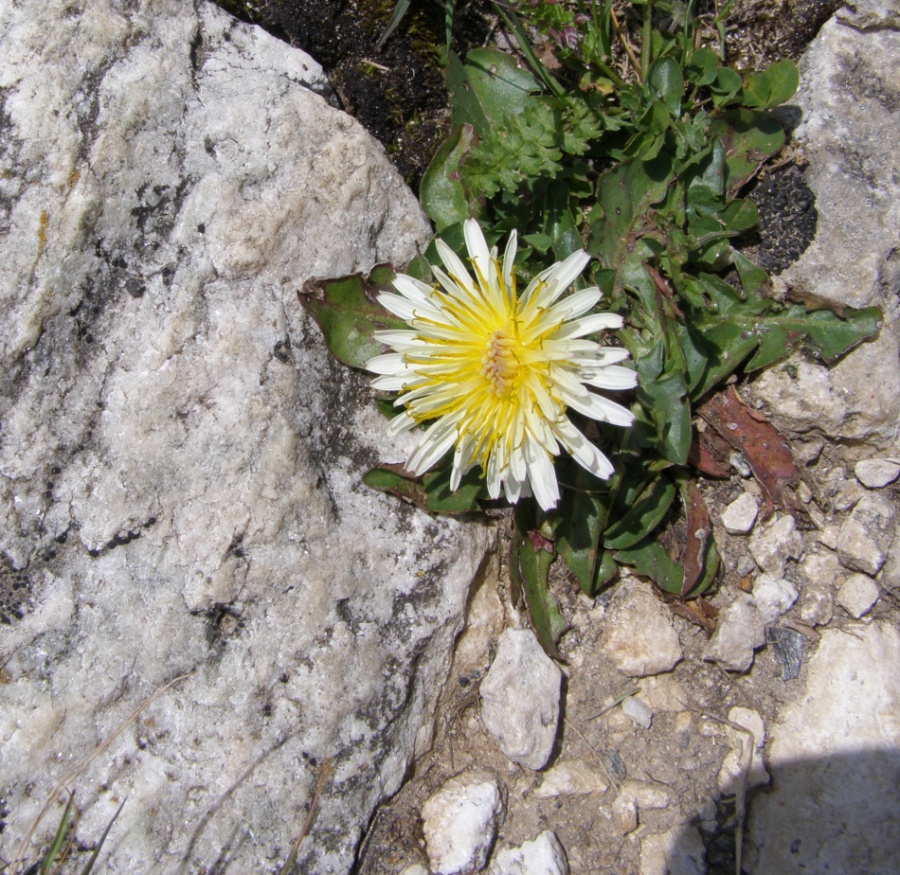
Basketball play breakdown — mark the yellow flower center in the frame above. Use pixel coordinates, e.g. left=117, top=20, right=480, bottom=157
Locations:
left=481, top=329, right=520, bottom=397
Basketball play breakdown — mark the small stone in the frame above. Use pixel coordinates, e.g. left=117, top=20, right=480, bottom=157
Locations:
left=855, top=458, right=900, bottom=488
left=535, top=760, right=610, bottom=798
left=622, top=696, right=653, bottom=729
left=400, top=866, right=429, bottom=875
left=832, top=479, right=866, bottom=512
left=752, top=574, right=798, bottom=626
left=620, top=779, right=670, bottom=810
left=702, top=592, right=766, bottom=672
left=798, top=582, right=834, bottom=626
left=717, top=707, right=769, bottom=793
left=601, top=580, right=683, bottom=677
left=800, top=550, right=843, bottom=585
left=639, top=825, right=706, bottom=875
left=480, top=628, right=562, bottom=770
left=836, top=573, right=880, bottom=619
left=736, top=554, right=757, bottom=577
left=818, top=524, right=841, bottom=551
left=489, top=831, right=569, bottom=875
left=768, top=626, right=805, bottom=681
left=612, top=793, right=639, bottom=834
left=422, top=774, right=504, bottom=875
left=721, top=492, right=759, bottom=534
left=749, top=514, right=802, bottom=576
left=878, top=530, right=900, bottom=595
left=837, top=496, right=896, bottom=575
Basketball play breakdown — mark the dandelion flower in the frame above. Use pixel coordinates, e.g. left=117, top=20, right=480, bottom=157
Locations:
left=367, top=219, right=636, bottom=511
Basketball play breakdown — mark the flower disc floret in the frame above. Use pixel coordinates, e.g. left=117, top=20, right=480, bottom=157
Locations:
left=366, top=219, right=637, bottom=510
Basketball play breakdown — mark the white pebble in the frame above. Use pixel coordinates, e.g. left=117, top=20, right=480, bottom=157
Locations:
left=836, top=573, right=880, bottom=619
left=422, top=774, right=504, bottom=875
left=855, top=458, right=900, bottom=488
left=721, top=492, right=759, bottom=534
left=752, top=574, right=798, bottom=626
left=489, top=831, right=569, bottom=875
left=480, top=628, right=561, bottom=770
left=622, top=695, right=653, bottom=729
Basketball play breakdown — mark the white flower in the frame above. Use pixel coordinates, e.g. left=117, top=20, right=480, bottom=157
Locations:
left=367, top=219, right=636, bottom=511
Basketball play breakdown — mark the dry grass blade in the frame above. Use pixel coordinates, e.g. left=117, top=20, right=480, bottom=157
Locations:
left=79, top=796, right=128, bottom=875
left=277, top=758, right=332, bottom=875
left=11, top=671, right=192, bottom=873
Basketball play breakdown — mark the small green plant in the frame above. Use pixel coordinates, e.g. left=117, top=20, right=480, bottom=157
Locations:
left=302, top=0, right=880, bottom=654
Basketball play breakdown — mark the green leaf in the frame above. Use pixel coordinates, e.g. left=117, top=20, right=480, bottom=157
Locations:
left=687, top=47, right=719, bottom=87
left=555, top=465, right=610, bottom=596
left=589, top=155, right=674, bottom=271
left=710, top=66, right=742, bottom=105
left=512, top=507, right=567, bottom=658
left=420, top=123, right=477, bottom=231
left=298, top=265, right=406, bottom=369
left=742, top=60, right=799, bottom=110
left=745, top=305, right=883, bottom=371
left=710, top=109, right=785, bottom=194
left=648, top=57, right=684, bottom=117
left=363, top=465, right=486, bottom=514
left=450, top=47, right=542, bottom=134
left=604, top=474, right=677, bottom=550
left=613, top=538, right=684, bottom=594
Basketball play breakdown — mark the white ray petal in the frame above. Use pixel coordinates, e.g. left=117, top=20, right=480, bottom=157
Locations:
left=552, top=418, right=615, bottom=480
left=366, top=353, right=407, bottom=375
left=554, top=312, right=625, bottom=339
left=578, top=364, right=638, bottom=391
left=524, top=437, right=560, bottom=510
left=386, top=412, right=417, bottom=434
left=464, top=218, right=492, bottom=286
left=436, top=239, right=475, bottom=291
left=565, top=391, right=635, bottom=426
left=371, top=374, right=409, bottom=392
left=548, top=287, right=603, bottom=321
left=392, top=274, right=434, bottom=301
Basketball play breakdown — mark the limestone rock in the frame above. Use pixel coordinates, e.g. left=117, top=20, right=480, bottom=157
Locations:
left=855, top=458, right=900, bottom=488
left=747, top=622, right=900, bottom=874
left=751, top=0, right=900, bottom=446
left=620, top=779, right=671, bottom=811
left=836, top=573, right=880, bottom=619
left=622, top=695, right=653, bottom=729
left=0, top=1, right=489, bottom=872
left=612, top=793, right=639, bottom=835
left=721, top=492, right=759, bottom=535
left=702, top=592, right=766, bottom=672
left=489, top=831, right=570, bottom=875
left=601, top=580, right=683, bottom=677
left=535, top=760, right=610, bottom=798
left=752, top=574, right=798, bottom=626
left=748, top=514, right=802, bottom=577
left=639, top=825, right=706, bottom=875
left=422, top=774, right=504, bottom=875
left=480, top=628, right=562, bottom=770
left=836, top=495, right=896, bottom=575
left=716, top=707, right=769, bottom=793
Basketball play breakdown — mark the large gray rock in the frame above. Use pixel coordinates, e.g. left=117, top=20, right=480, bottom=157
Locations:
left=751, top=0, right=900, bottom=447
left=747, top=622, right=900, bottom=874
left=0, top=1, right=490, bottom=873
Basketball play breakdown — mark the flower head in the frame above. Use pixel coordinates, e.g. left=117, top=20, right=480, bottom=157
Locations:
left=367, top=219, right=636, bottom=510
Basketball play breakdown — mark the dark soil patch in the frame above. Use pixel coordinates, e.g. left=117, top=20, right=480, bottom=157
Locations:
left=213, top=0, right=492, bottom=189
